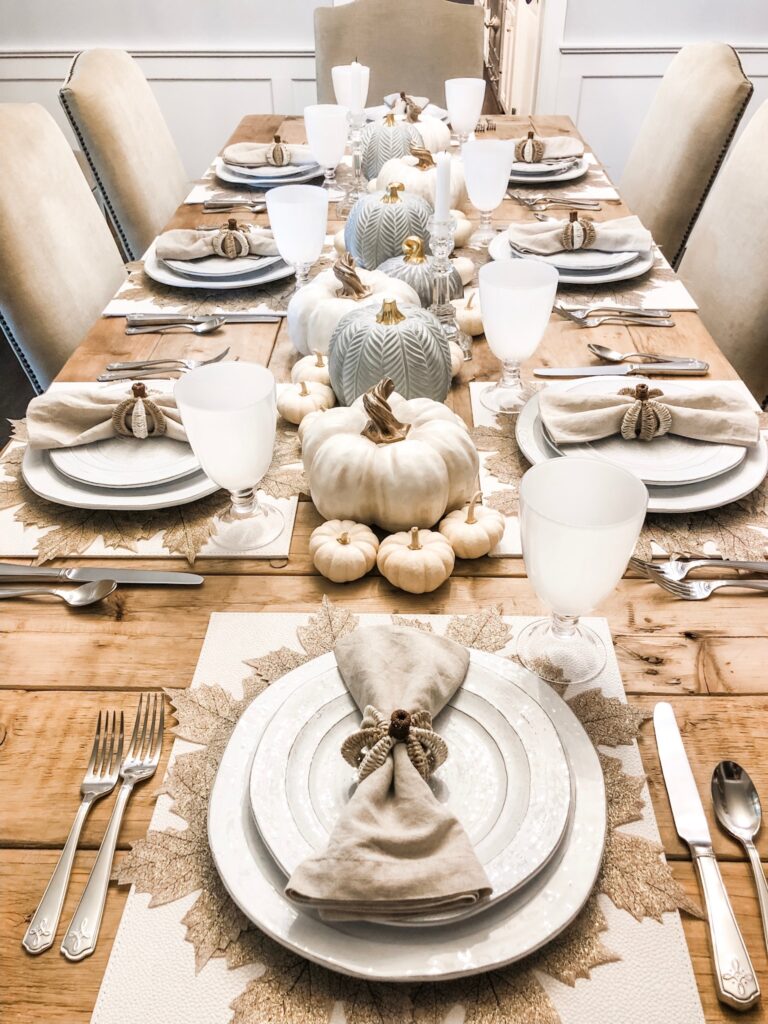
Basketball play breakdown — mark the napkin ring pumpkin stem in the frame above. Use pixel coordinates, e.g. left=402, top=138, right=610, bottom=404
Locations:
left=341, top=704, right=448, bottom=781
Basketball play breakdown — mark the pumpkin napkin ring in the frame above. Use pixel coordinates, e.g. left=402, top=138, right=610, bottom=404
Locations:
left=111, top=383, right=167, bottom=440
left=618, top=383, right=672, bottom=441
left=515, top=130, right=544, bottom=164
left=560, top=210, right=596, bottom=251
left=212, top=218, right=250, bottom=259
left=267, top=134, right=291, bottom=166
left=341, top=705, right=448, bottom=781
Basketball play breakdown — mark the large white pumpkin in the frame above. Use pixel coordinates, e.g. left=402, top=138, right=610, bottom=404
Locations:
left=287, top=253, right=419, bottom=356
left=301, top=377, right=479, bottom=532
left=373, top=149, right=468, bottom=211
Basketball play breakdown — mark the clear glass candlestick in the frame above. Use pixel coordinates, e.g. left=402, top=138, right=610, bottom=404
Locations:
left=462, top=139, right=515, bottom=249
left=445, top=78, right=486, bottom=146
left=265, top=184, right=329, bottom=289
left=304, top=103, right=349, bottom=202
left=174, top=362, right=284, bottom=554
left=336, top=110, right=367, bottom=215
left=428, top=216, right=472, bottom=360
left=517, top=458, right=648, bottom=684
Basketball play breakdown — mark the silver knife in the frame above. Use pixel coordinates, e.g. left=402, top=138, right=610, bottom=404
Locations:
left=125, top=314, right=282, bottom=325
left=534, top=361, right=709, bottom=377
left=654, top=702, right=759, bottom=1011
left=0, top=564, right=204, bottom=585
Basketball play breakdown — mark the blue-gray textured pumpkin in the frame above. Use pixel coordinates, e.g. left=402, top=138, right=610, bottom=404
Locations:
left=377, top=236, right=463, bottom=307
left=344, top=182, right=433, bottom=270
left=329, top=297, right=451, bottom=405
left=361, top=112, right=423, bottom=180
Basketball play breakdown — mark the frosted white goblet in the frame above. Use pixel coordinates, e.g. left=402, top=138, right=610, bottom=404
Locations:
left=174, top=362, right=284, bottom=553
left=517, top=458, right=648, bottom=684
left=265, top=184, right=329, bottom=289
left=478, top=259, right=558, bottom=413
left=462, top=139, right=516, bottom=249
left=445, top=77, right=486, bottom=145
left=304, top=103, right=349, bottom=201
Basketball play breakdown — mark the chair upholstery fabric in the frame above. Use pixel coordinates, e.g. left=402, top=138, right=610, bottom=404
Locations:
left=620, top=43, right=752, bottom=269
left=679, top=99, right=768, bottom=406
left=0, top=104, right=125, bottom=392
left=60, top=49, right=188, bottom=260
left=314, top=0, right=484, bottom=107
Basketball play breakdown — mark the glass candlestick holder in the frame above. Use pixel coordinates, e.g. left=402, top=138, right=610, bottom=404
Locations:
left=336, top=110, right=367, bottom=215
left=428, top=216, right=473, bottom=360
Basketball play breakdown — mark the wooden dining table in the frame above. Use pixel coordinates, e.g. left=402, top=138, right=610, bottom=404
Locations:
left=2, top=113, right=767, bottom=1024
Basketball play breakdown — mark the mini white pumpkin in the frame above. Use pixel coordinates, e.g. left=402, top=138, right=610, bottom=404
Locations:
left=333, top=228, right=347, bottom=255
left=452, top=256, right=475, bottom=286
left=438, top=491, right=505, bottom=559
left=452, top=209, right=472, bottom=248
left=361, top=113, right=423, bottom=180
left=374, top=149, right=468, bottom=211
left=377, top=526, right=454, bottom=593
left=309, top=519, right=379, bottom=583
left=451, top=289, right=483, bottom=336
left=287, top=253, right=419, bottom=356
left=301, top=377, right=480, bottom=532
left=448, top=341, right=464, bottom=378
left=345, top=182, right=434, bottom=270
left=277, top=380, right=335, bottom=425
left=376, top=235, right=463, bottom=307
left=291, top=350, right=331, bottom=386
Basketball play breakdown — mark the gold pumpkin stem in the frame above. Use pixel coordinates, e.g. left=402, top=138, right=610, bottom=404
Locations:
left=408, top=527, right=422, bottom=551
left=410, top=145, right=435, bottom=170
left=465, top=290, right=476, bottom=311
left=376, top=298, right=406, bottom=325
left=385, top=112, right=396, bottom=127
left=402, top=236, right=427, bottom=264
left=361, top=378, right=411, bottom=444
left=333, top=253, right=372, bottom=299
left=381, top=182, right=405, bottom=204
left=312, top=350, right=325, bottom=367
left=337, top=532, right=351, bottom=545
left=466, top=491, right=483, bottom=525
left=299, top=380, right=310, bottom=397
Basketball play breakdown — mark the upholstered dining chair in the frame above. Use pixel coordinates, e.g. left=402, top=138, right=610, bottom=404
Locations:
left=314, top=0, right=484, bottom=107
left=0, top=104, right=125, bottom=392
left=59, top=48, right=189, bottom=261
left=678, top=99, right=768, bottom=406
left=620, top=43, right=753, bottom=269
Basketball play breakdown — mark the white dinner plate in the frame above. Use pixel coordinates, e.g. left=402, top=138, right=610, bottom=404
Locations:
left=144, top=241, right=294, bottom=292
left=516, top=387, right=768, bottom=514
left=208, top=649, right=605, bottom=981
left=509, top=157, right=581, bottom=176
left=221, top=161, right=311, bottom=179
left=508, top=157, right=589, bottom=185
left=488, top=233, right=656, bottom=286
left=22, top=446, right=219, bottom=510
left=506, top=243, right=639, bottom=273
left=163, top=253, right=282, bottom=279
left=365, top=104, right=449, bottom=122
left=213, top=157, right=323, bottom=187
left=49, top=435, right=201, bottom=489
left=248, top=665, right=572, bottom=926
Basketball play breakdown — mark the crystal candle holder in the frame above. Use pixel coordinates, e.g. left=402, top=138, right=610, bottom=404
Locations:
left=336, top=110, right=367, bottom=215
left=428, top=216, right=472, bottom=360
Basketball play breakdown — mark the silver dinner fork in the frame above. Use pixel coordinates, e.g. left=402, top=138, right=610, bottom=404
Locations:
left=61, top=694, right=164, bottom=961
left=508, top=190, right=600, bottom=211
left=630, top=555, right=768, bottom=582
left=563, top=314, right=675, bottom=329
left=646, top=574, right=768, bottom=600
left=100, top=347, right=230, bottom=383
left=556, top=305, right=672, bottom=322
left=22, top=711, right=123, bottom=954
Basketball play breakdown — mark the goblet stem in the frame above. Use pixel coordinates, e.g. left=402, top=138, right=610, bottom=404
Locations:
left=550, top=613, right=579, bottom=638
left=428, top=217, right=472, bottom=360
left=229, top=487, right=258, bottom=519
left=292, top=262, right=311, bottom=289
left=479, top=359, right=532, bottom=414
left=469, top=209, right=496, bottom=250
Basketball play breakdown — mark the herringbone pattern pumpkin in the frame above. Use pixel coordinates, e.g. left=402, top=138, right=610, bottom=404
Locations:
left=344, top=188, right=433, bottom=269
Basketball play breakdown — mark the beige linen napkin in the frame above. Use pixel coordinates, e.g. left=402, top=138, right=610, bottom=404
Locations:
left=512, top=133, right=584, bottom=161
left=26, top=384, right=187, bottom=448
left=155, top=226, right=279, bottom=262
left=286, top=625, right=492, bottom=919
left=539, top=386, right=759, bottom=447
left=384, top=91, right=430, bottom=112
left=507, top=215, right=653, bottom=255
left=222, top=141, right=315, bottom=168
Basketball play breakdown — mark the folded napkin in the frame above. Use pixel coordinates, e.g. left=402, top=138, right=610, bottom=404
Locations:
left=539, top=383, right=759, bottom=447
left=512, top=131, right=584, bottom=163
left=286, top=625, right=492, bottom=920
left=156, top=225, right=279, bottom=262
left=26, top=383, right=187, bottom=449
left=384, top=91, right=430, bottom=113
left=507, top=214, right=653, bottom=255
left=222, top=139, right=315, bottom=169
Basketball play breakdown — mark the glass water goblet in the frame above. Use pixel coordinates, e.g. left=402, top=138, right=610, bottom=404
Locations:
left=462, top=139, right=515, bottom=249
left=174, top=362, right=284, bottom=554
left=304, top=103, right=349, bottom=202
left=445, top=77, right=486, bottom=145
left=265, top=184, right=329, bottom=289
left=517, top=458, right=648, bottom=685
left=478, top=259, right=558, bottom=413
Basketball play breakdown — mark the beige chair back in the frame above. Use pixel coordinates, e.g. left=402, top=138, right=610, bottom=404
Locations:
left=621, top=43, right=752, bottom=268
left=314, top=0, right=483, bottom=107
left=60, top=49, right=188, bottom=260
left=679, top=99, right=768, bottom=405
left=0, top=104, right=125, bottom=392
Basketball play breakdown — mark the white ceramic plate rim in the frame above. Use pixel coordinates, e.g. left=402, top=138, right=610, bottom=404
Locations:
left=506, top=244, right=639, bottom=272
left=213, top=157, right=323, bottom=187
left=510, top=157, right=582, bottom=175
left=208, top=649, right=605, bottom=981
left=48, top=436, right=201, bottom=489
left=508, top=157, right=588, bottom=184
left=488, top=233, right=655, bottom=286
left=164, top=254, right=282, bottom=279
left=144, top=242, right=294, bottom=292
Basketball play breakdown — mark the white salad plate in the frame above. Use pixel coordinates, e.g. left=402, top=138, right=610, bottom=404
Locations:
left=506, top=244, right=638, bottom=273
left=144, top=242, right=294, bottom=291
left=214, top=157, right=323, bottom=187
left=49, top=435, right=201, bottom=489
left=164, top=253, right=282, bottom=279
left=489, top=233, right=655, bottom=286
left=208, top=649, right=605, bottom=982
left=248, top=663, right=572, bottom=927
left=509, top=157, right=580, bottom=176
left=508, top=156, right=588, bottom=185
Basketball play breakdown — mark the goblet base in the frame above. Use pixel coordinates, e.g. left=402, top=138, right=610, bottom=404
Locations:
left=211, top=502, right=285, bottom=554
left=468, top=225, right=497, bottom=250
left=479, top=380, right=534, bottom=414
left=516, top=617, right=606, bottom=685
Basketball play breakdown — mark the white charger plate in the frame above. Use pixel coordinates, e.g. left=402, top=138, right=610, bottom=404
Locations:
left=49, top=435, right=200, bottom=489
left=508, top=157, right=588, bottom=185
left=208, top=649, right=605, bottom=982
left=248, top=665, right=572, bottom=927
left=509, top=157, right=581, bottom=175
left=488, top=233, right=655, bottom=286
left=164, top=253, right=282, bottom=279
left=213, top=157, right=323, bottom=187
left=144, top=241, right=294, bottom=292
left=506, top=243, right=638, bottom=273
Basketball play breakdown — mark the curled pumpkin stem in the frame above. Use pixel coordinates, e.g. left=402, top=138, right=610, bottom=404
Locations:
left=361, top=379, right=410, bottom=444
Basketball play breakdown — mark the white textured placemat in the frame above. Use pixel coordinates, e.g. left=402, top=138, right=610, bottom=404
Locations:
left=92, top=610, right=704, bottom=1024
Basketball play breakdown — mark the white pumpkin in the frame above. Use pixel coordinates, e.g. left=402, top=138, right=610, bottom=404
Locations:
left=438, top=491, right=505, bottom=559
left=401, top=112, right=451, bottom=153
left=291, top=350, right=331, bottom=386
left=301, top=377, right=480, bottom=532
left=277, top=380, right=335, bottom=425
left=287, top=253, right=420, bottom=356
left=448, top=341, right=464, bottom=378
left=374, top=150, right=468, bottom=211
left=452, top=209, right=472, bottom=248
left=333, top=228, right=347, bottom=255
left=377, top=526, right=454, bottom=594
left=452, top=256, right=475, bottom=286
left=451, top=289, right=483, bottom=336
left=309, top=519, right=379, bottom=583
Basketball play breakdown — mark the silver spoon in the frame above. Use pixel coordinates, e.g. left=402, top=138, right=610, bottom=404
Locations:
left=712, top=761, right=768, bottom=953
left=0, top=579, right=117, bottom=606
left=125, top=317, right=225, bottom=336
left=588, top=343, right=686, bottom=364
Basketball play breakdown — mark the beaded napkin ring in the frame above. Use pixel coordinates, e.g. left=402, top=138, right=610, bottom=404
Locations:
left=341, top=705, right=448, bottom=781
left=619, top=383, right=672, bottom=441
left=515, top=130, right=544, bottom=164
left=111, top=382, right=168, bottom=440
left=212, top=218, right=250, bottom=259
left=561, top=210, right=596, bottom=251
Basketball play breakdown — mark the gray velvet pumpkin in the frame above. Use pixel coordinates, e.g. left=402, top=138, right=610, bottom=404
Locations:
left=329, top=298, right=451, bottom=405
left=344, top=183, right=433, bottom=270
left=361, top=113, right=423, bottom=180
left=377, top=236, right=463, bottom=307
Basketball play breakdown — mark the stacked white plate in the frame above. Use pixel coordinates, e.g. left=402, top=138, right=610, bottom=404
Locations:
left=145, top=237, right=295, bottom=292
left=208, top=648, right=607, bottom=981
left=488, top=229, right=655, bottom=286
left=508, top=155, right=589, bottom=185
left=516, top=377, right=768, bottom=514
left=213, top=155, right=324, bottom=189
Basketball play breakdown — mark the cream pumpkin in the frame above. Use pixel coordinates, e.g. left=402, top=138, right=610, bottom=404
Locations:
left=452, top=209, right=472, bottom=248
left=301, top=377, right=480, bottom=532
left=333, top=228, right=347, bottom=255
left=377, top=526, right=454, bottom=593
left=291, top=350, right=331, bottom=386
left=277, top=380, right=335, bottom=425
left=448, top=341, right=464, bottom=378
left=373, top=148, right=468, bottom=211
left=309, top=520, right=379, bottom=583
left=438, top=491, right=505, bottom=559
left=287, top=253, right=419, bottom=356
left=401, top=111, right=451, bottom=153
left=452, top=289, right=484, bottom=336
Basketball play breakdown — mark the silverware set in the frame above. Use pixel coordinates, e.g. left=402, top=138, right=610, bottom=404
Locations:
left=632, top=556, right=768, bottom=600
left=98, top=345, right=231, bottom=382
left=0, top=563, right=205, bottom=585
left=475, top=118, right=496, bottom=133
left=508, top=190, right=601, bottom=211
left=555, top=304, right=676, bottom=330
left=23, top=696, right=164, bottom=959
left=202, top=195, right=266, bottom=214
left=0, top=579, right=116, bottom=606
